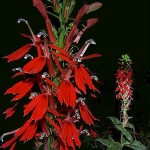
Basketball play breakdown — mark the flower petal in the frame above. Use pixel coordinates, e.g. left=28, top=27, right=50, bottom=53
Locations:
left=30, top=94, right=48, bottom=121
left=74, top=66, right=86, bottom=94
left=23, top=56, right=46, bottom=74
left=3, top=44, right=33, bottom=62
left=24, top=94, right=45, bottom=116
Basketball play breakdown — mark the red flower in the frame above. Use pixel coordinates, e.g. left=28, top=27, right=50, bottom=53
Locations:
left=3, top=44, right=33, bottom=62
left=0, top=119, right=38, bottom=150
left=3, top=103, right=18, bottom=119
left=23, top=56, right=47, bottom=74
left=74, top=64, right=98, bottom=93
left=78, top=102, right=97, bottom=125
left=24, top=94, right=49, bottom=121
left=5, top=78, right=34, bottom=101
left=60, top=120, right=81, bottom=148
left=58, top=80, right=76, bottom=108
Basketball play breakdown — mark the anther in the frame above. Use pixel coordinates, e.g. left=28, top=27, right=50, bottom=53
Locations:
left=24, top=54, right=33, bottom=59
left=41, top=72, right=50, bottom=78
left=29, top=92, right=38, bottom=99
left=12, top=67, right=22, bottom=72
left=37, top=31, right=47, bottom=37
left=17, top=18, right=28, bottom=24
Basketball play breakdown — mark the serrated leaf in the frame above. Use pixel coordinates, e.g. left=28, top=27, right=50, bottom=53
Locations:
left=125, top=140, right=147, bottom=150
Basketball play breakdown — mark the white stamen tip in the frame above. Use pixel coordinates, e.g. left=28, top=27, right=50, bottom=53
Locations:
left=37, top=32, right=46, bottom=37
left=41, top=72, right=50, bottom=78
left=12, top=67, right=22, bottom=72
left=17, top=18, right=28, bottom=24
left=85, top=39, right=96, bottom=45
left=29, top=92, right=38, bottom=99
left=24, top=54, right=33, bottom=60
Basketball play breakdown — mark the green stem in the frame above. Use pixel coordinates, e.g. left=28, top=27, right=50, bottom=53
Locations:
left=57, top=25, right=66, bottom=48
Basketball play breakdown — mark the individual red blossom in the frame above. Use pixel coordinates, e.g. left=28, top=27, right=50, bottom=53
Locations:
left=33, top=0, right=56, bottom=44
left=3, top=103, right=18, bottom=119
left=74, top=64, right=98, bottom=93
left=3, top=44, right=33, bottom=62
left=24, top=93, right=49, bottom=122
left=23, top=56, right=47, bottom=74
left=58, top=80, right=76, bottom=108
left=78, top=102, right=97, bottom=126
left=5, top=78, right=34, bottom=101
left=0, top=119, right=38, bottom=150
left=74, top=18, right=99, bottom=44
left=86, top=2, right=103, bottom=14
left=60, top=120, right=81, bottom=148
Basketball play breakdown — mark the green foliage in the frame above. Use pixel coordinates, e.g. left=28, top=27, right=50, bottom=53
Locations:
left=96, top=117, right=148, bottom=150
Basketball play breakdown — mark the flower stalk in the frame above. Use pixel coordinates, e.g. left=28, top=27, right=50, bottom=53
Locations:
left=0, top=0, right=102, bottom=150
left=115, top=54, right=133, bottom=127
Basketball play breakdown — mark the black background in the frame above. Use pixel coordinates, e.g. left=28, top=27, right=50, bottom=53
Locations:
left=0, top=0, right=149, bottom=149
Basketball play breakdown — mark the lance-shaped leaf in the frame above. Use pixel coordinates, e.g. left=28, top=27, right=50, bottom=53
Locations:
left=3, top=44, right=33, bottom=62
left=5, top=78, right=34, bottom=101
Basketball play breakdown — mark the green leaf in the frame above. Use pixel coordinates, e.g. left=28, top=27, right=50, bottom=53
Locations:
left=96, top=138, right=111, bottom=147
left=107, top=143, right=122, bottom=150
left=126, top=122, right=135, bottom=130
left=125, top=140, right=148, bottom=150
left=108, top=117, right=122, bottom=125
left=115, top=125, right=133, bottom=142
left=96, top=137, right=122, bottom=150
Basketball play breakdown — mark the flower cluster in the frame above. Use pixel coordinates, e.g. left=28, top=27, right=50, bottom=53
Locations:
left=0, top=0, right=102, bottom=150
left=115, top=54, right=133, bottom=127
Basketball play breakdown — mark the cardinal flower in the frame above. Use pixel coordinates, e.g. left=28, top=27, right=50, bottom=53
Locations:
left=77, top=98, right=97, bottom=125
left=3, top=103, right=18, bottom=119
left=24, top=93, right=49, bottom=122
left=74, top=64, right=98, bottom=94
left=58, top=80, right=76, bottom=108
left=3, top=44, right=33, bottom=62
left=60, top=119, right=81, bottom=148
left=0, top=119, right=38, bottom=150
left=5, top=78, right=35, bottom=101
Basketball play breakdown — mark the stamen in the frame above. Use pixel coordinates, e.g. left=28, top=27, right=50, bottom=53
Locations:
left=80, top=39, right=96, bottom=58
left=0, top=128, right=19, bottom=142
left=39, top=132, right=47, bottom=140
left=24, top=54, right=33, bottom=60
left=76, top=97, right=86, bottom=105
left=91, top=75, right=99, bottom=81
left=41, top=72, right=50, bottom=78
left=12, top=67, right=22, bottom=72
left=73, top=109, right=80, bottom=120
left=17, top=18, right=37, bottom=43
left=37, top=31, right=47, bottom=37
left=29, top=92, right=38, bottom=99
left=74, top=39, right=96, bottom=62
left=81, top=129, right=90, bottom=136
left=17, top=18, right=28, bottom=24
